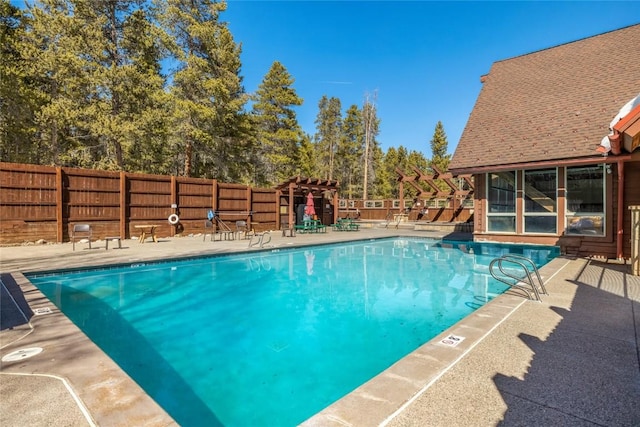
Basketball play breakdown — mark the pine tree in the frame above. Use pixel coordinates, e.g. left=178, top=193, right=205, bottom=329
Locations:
left=13, top=0, right=172, bottom=171
left=80, top=0, right=171, bottom=171
left=251, top=61, right=303, bottom=186
left=161, top=0, right=251, bottom=179
left=0, top=0, right=40, bottom=163
left=336, top=104, right=364, bottom=199
left=313, top=95, right=342, bottom=180
left=430, top=120, right=450, bottom=172
left=298, top=132, right=315, bottom=178
left=382, top=147, right=400, bottom=198
left=17, top=0, right=104, bottom=166
left=370, top=143, right=388, bottom=198
left=361, top=92, right=380, bottom=199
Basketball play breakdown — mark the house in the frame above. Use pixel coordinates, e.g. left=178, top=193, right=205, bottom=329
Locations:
left=449, top=24, right=640, bottom=260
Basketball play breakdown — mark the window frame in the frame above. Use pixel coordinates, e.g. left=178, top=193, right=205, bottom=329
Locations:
left=486, top=171, right=517, bottom=233
left=522, top=168, right=558, bottom=235
left=565, top=164, right=606, bottom=237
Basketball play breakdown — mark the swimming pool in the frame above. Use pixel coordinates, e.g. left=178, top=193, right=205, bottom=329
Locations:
left=28, top=237, right=558, bottom=426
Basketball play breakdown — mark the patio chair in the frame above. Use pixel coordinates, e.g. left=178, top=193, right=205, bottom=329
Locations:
left=235, top=220, right=251, bottom=240
left=71, top=224, right=92, bottom=251
left=281, top=219, right=295, bottom=237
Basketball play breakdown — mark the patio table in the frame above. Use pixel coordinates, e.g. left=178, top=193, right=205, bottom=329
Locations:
left=134, top=225, right=158, bottom=243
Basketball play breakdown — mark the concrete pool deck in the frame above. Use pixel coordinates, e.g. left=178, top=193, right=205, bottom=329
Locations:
left=1, top=227, right=639, bottom=426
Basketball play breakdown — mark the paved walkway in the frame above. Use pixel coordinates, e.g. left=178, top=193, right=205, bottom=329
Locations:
left=1, top=227, right=639, bottom=426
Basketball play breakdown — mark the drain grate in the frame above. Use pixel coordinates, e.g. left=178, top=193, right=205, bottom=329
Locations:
left=2, top=347, right=43, bottom=362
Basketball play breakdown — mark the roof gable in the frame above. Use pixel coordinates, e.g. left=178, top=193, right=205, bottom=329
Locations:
left=451, top=24, right=640, bottom=172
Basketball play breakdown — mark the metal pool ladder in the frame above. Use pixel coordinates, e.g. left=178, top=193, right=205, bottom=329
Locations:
left=489, top=254, right=548, bottom=301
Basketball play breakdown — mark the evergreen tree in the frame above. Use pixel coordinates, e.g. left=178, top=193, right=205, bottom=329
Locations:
left=17, top=0, right=104, bottom=166
left=371, top=143, right=391, bottom=198
left=361, top=92, right=379, bottom=199
left=430, top=120, right=450, bottom=172
left=12, top=0, right=172, bottom=171
left=251, top=61, right=303, bottom=186
left=408, top=150, right=429, bottom=172
left=313, top=95, right=341, bottom=180
left=0, top=0, right=40, bottom=163
left=81, top=0, right=171, bottom=171
left=161, top=0, right=251, bottom=179
left=382, top=147, right=400, bottom=198
left=336, top=104, right=363, bottom=199
left=298, top=132, right=315, bottom=177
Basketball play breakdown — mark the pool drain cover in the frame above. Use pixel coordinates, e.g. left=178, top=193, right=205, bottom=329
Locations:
left=2, top=347, right=43, bottom=362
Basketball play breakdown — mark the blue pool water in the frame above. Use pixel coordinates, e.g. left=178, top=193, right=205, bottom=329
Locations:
left=28, top=238, right=558, bottom=426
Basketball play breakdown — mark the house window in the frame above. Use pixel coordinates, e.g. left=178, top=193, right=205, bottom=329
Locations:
left=487, top=171, right=516, bottom=232
left=523, top=168, right=557, bottom=234
left=392, top=200, right=401, bottom=209
left=338, top=199, right=347, bottom=209
left=566, top=165, right=605, bottom=236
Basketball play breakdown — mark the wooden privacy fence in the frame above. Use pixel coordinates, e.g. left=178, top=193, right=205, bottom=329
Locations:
left=0, top=162, right=278, bottom=244
left=1, top=162, right=475, bottom=245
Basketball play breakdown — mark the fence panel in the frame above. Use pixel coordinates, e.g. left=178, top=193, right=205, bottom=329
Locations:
left=0, top=163, right=58, bottom=242
left=252, top=188, right=277, bottom=231
left=64, top=168, right=122, bottom=239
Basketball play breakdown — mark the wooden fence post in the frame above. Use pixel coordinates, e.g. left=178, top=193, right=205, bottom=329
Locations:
left=246, top=185, right=252, bottom=224
left=170, top=175, right=177, bottom=237
left=120, top=171, right=127, bottom=239
left=56, top=167, right=63, bottom=243
left=212, top=179, right=218, bottom=213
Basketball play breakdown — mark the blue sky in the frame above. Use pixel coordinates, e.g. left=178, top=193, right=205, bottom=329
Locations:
left=223, top=1, right=640, bottom=156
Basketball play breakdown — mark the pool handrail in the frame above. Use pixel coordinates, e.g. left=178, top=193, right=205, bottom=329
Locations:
left=489, top=255, right=547, bottom=302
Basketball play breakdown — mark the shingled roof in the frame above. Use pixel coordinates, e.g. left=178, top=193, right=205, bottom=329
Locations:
left=450, top=24, right=640, bottom=173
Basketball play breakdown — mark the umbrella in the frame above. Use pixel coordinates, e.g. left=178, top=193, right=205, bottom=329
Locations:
left=305, top=192, right=316, bottom=217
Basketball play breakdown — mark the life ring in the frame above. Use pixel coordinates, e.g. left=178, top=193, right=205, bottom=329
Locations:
left=168, top=214, right=180, bottom=225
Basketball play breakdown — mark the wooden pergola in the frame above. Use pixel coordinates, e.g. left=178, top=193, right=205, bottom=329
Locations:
left=276, top=176, right=340, bottom=227
left=397, top=165, right=474, bottom=218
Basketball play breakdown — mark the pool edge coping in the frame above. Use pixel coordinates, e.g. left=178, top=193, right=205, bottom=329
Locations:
left=301, top=256, right=572, bottom=426
left=1, top=237, right=566, bottom=426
